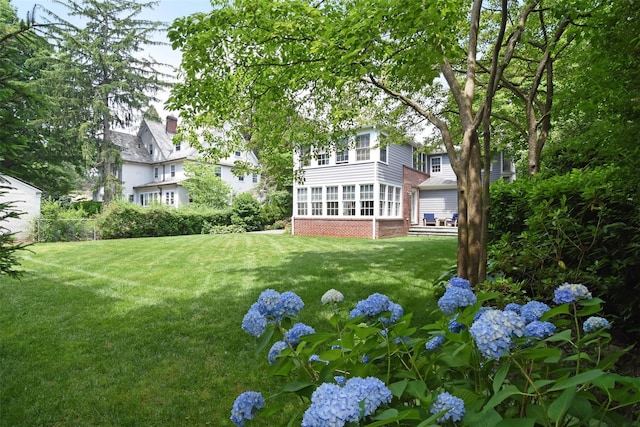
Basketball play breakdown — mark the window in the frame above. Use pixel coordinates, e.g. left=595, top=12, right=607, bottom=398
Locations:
left=165, top=191, right=175, bottom=205
left=299, top=147, right=310, bottom=166
left=379, top=184, right=387, bottom=216
left=430, top=156, right=441, bottom=173
left=326, top=186, right=339, bottom=216
left=311, top=187, right=323, bottom=215
left=215, top=166, right=222, bottom=177
left=174, top=142, right=181, bottom=151
left=238, top=175, right=244, bottom=182
left=336, top=149, right=349, bottom=164
left=379, top=134, right=387, bottom=163
left=316, top=153, right=329, bottom=166
left=394, top=186, right=401, bottom=216
left=154, top=167, right=159, bottom=178
left=360, top=184, right=374, bottom=216
left=170, top=191, right=175, bottom=205
left=140, top=194, right=144, bottom=205
left=356, top=134, right=370, bottom=161
left=297, top=188, right=308, bottom=215
left=170, top=165, right=176, bottom=177
left=342, top=185, right=356, bottom=216
left=252, top=173, right=258, bottom=183
left=234, top=151, right=242, bottom=157
left=413, top=148, right=427, bottom=172
left=149, top=145, right=153, bottom=155
left=128, top=194, right=134, bottom=202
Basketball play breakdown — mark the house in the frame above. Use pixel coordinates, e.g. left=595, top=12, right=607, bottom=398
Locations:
left=0, top=174, right=42, bottom=240
left=415, top=149, right=516, bottom=221
left=108, top=116, right=260, bottom=206
left=292, top=127, right=429, bottom=239
left=292, top=129, right=516, bottom=239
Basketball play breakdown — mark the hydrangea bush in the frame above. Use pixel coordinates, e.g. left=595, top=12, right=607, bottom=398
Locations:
left=231, top=284, right=640, bottom=426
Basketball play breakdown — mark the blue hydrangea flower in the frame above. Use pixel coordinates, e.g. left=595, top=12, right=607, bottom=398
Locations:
left=302, top=383, right=360, bottom=426
left=361, top=354, right=371, bottom=364
left=256, top=289, right=285, bottom=319
left=448, top=314, right=466, bottom=333
left=553, top=283, right=592, bottom=304
left=520, top=301, right=551, bottom=323
left=241, top=307, right=268, bottom=338
left=430, top=391, right=465, bottom=423
left=438, top=286, right=477, bottom=314
left=351, top=293, right=391, bottom=318
left=321, top=289, right=344, bottom=304
left=425, top=335, right=445, bottom=351
left=504, top=303, right=522, bottom=314
left=583, top=316, right=611, bottom=333
left=469, top=309, right=525, bottom=360
left=285, top=323, right=316, bottom=347
left=344, top=377, right=393, bottom=418
left=334, top=375, right=346, bottom=386
left=230, top=391, right=264, bottom=427
left=381, top=302, right=404, bottom=325
left=267, top=340, right=288, bottom=365
left=280, top=291, right=304, bottom=317
left=524, top=320, right=556, bottom=339
left=448, top=277, right=472, bottom=291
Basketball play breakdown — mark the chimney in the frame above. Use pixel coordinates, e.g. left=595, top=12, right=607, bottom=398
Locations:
left=165, top=115, right=178, bottom=134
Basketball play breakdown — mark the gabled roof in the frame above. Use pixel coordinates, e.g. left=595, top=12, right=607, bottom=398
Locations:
left=142, top=119, right=199, bottom=162
left=418, top=175, right=457, bottom=190
left=111, top=131, right=151, bottom=163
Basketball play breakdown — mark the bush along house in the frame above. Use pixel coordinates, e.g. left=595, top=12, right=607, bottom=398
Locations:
left=292, top=127, right=515, bottom=239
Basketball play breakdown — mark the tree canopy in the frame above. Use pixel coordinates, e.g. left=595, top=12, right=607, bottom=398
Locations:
left=168, top=0, right=595, bottom=284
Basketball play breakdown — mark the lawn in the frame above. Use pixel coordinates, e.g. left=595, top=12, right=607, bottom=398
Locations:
left=0, top=233, right=456, bottom=426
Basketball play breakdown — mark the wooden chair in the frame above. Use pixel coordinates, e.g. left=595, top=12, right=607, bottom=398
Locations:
left=423, top=213, right=436, bottom=226
left=445, top=213, right=458, bottom=227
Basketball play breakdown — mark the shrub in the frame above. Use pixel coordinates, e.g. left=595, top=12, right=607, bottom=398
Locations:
left=488, top=168, right=640, bottom=335
left=96, top=201, right=232, bottom=239
left=36, top=198, right=95, bottom=242
left=231, top=280, right=640, bottom=426
left=231, top=193, right=264, bottom=232
left=201, top=223, right=246, bottom=234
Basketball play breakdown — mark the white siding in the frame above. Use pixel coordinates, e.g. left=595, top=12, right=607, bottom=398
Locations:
left=301, top=162, right=377, bottom=186
left=0, top=175, right=41, bottom=240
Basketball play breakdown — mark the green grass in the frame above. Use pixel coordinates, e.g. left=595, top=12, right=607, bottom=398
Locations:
left=0, top=233, right=456, bottom=426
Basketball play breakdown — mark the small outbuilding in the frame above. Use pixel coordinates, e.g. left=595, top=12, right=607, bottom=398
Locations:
left=0, top=174, right=42, bottom=241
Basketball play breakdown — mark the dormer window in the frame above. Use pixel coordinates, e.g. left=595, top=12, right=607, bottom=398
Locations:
left=174, top=142, right=181, bottom=151
left=149, top=145, right=153, bottom=155
left=234, top=150, right=242, bottom=157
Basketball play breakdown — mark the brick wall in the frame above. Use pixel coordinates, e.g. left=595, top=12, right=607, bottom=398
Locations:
left=293, top=218, right=374, bottom=238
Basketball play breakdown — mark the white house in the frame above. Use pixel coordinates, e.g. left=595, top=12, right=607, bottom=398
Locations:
left=0, top=174, right=42, bottom=240
left=109, top=116, right=261, bottom=207
left=292, top=129, right=516, bottom=239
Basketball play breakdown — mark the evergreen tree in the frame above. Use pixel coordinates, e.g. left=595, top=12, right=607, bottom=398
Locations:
left=40, top=0, right=171, bottom=203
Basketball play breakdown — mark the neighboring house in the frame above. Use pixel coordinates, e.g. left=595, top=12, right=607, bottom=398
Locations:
left=292, top=129, right=516, bottom=239
left=0, top=174, right=42, bottom=240
left=292, top=127, right=429, bottom=239
left=108, top=116, right=260, bottom=207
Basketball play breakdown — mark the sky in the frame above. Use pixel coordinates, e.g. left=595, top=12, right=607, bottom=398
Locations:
left=10, top=0, right=215, bottom=120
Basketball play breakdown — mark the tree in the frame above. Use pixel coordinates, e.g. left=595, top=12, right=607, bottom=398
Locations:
left=182, top=161, right=233, bottom=209
left=39, top=0, right=171, bottom=203
left=0, top=182, right=30, bottom=277
left=168, top=0, right=593, bottom=284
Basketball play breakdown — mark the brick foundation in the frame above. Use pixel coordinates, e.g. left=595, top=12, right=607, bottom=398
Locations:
left=293, top=217, right=410, bottom=239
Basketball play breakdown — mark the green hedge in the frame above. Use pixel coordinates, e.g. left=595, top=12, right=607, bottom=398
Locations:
left=488, top=167, right=640, bottom=334
left=96, top=202, right=232, bottom=239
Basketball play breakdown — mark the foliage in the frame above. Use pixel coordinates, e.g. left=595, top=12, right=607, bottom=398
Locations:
left=231, top=193, right=264, bottom=232
left=36, top=198, right=95, bottom=242
left=234, top=279, right=640, bottom=426
left=182, top=161, right=233, bottom=209
left=96, top=201, right=232, bottom=239
left=201, top=223, right=246, bottom=234
left=262, top=189, right=292, bottom=225
left=0, top=184, right=29, bottom=277
left=69, top=200, right=103, bottom=217
left=488, top=168, right=640, bottom=336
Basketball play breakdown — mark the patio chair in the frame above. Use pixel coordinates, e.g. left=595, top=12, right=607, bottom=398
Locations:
left=423, top=213, right=436, bottom=226
left=445, top=213, right=458, bottom=227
